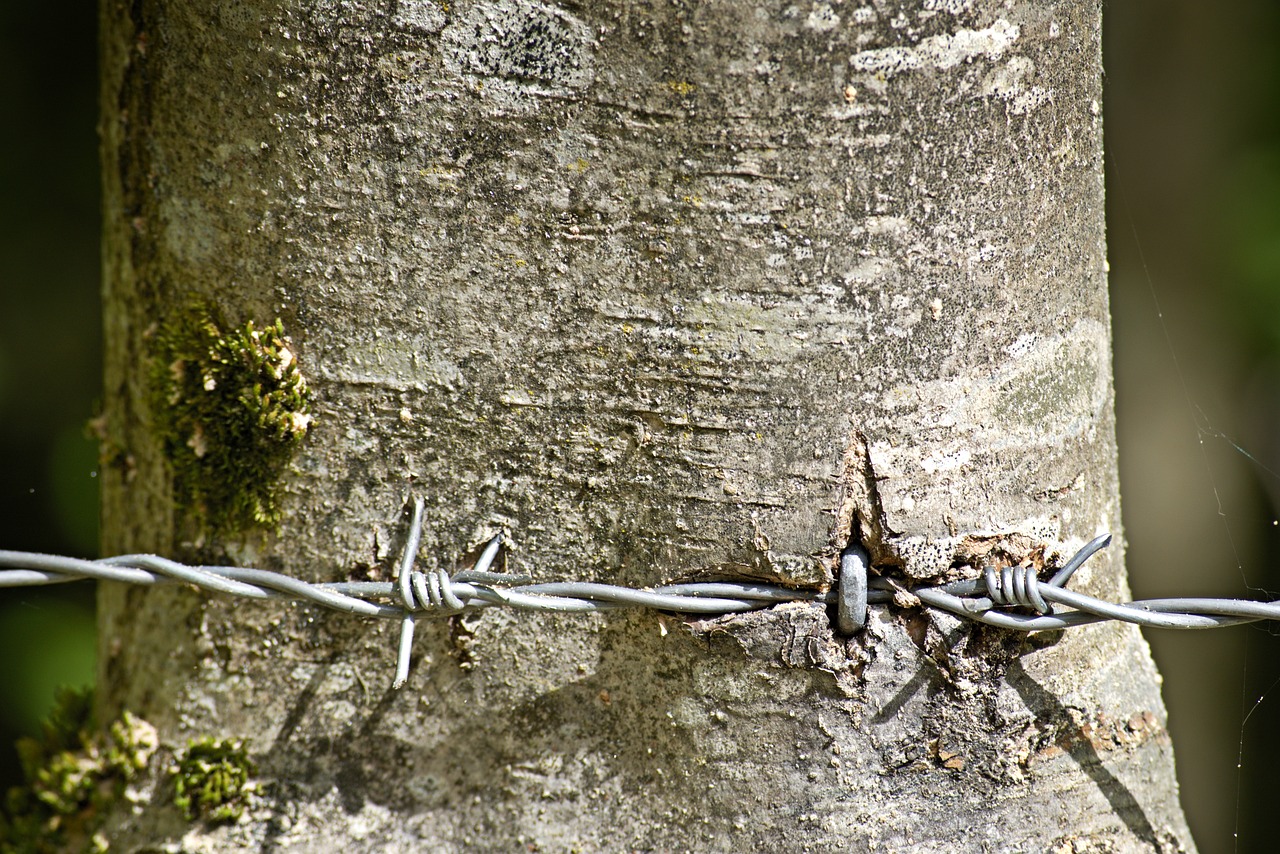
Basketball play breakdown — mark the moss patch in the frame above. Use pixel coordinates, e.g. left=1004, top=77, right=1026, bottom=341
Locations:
left=150, top=305, right=312, bottom=535
left=172, top=738, right=255, bottom=823
left=0, top=687, right=158, bottom=853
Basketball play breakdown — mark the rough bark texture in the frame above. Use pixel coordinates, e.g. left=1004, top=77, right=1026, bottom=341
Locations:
left=98, top=0, right=1195, bottom=850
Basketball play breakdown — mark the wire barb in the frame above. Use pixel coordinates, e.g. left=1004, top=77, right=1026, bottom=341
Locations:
left=8, top=509, right=1280, bottom=689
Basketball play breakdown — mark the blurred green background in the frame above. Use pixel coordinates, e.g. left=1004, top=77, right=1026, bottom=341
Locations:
left=3, top=1, right=1280, bottom=849
left=0, top=0, right=101, bottom=790
left=1107, top=1, right=1280, bottom=850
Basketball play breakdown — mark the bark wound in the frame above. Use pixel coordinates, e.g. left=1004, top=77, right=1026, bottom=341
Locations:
left=840, top=426, right=1070, bottom=586
left=839, top=426, right=892, bottom=566
left=687, top=604, right=866, bottom=695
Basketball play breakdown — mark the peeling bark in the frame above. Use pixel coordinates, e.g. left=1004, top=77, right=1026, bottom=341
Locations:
left=98, top=0, right=1194, bottom=849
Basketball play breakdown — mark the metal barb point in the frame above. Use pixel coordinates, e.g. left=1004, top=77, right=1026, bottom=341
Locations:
left=393, top=496, right=427, bottom=690
left=1047, top=532, right=1113, bottom=589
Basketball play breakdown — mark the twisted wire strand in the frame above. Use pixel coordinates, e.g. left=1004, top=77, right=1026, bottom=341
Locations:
left=7, top=513, right=1280, bottom=687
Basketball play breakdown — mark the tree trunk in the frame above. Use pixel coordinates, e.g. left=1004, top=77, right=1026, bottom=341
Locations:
left=98, top=0, right=1195, bottom=849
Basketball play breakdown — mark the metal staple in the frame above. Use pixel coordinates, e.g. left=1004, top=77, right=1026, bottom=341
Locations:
left=6, top=496, right=1280, bottom=688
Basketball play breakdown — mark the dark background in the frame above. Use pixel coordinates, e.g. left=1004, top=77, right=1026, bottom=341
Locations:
left=1107, top=0, right=1280, bottom=849
left=3, top=2, right=1279, bottom=849
left=0, top=0, right=102, bottom=784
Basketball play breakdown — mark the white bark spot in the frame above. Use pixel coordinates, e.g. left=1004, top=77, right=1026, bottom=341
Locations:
left=393, top=0, right=447, bottom=34
left=841, top=257, right=893, bottom=287
left=805, top=4, right=840, bottom=32
left=864, top=215, right=911, bottom=240
left=848, top=18, right=1020, bottom=78
left=981, top=56, right=1052, bottom=115
left=499, top=388, right=536, bottom=406
left=923, top=0, right=975, bottom=13
left=920, top=446, right=971, bottom=474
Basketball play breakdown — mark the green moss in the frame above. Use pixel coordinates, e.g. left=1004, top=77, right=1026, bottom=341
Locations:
left=150, top=305, right=313, bottom=534
left=0, top=687, right=158, bottom=854
left=172, top=738, right=255, bottom=823
left=0, top=692, right=261, bottom=849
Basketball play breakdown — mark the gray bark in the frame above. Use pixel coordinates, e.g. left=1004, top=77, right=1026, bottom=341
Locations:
left=98, top=0, right=1194, bottom=850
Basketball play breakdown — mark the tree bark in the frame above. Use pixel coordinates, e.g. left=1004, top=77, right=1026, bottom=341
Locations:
left=99, top=0, right=1195, bottom=849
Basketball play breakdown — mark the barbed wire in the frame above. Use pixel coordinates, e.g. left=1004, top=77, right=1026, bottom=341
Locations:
left=6, top=496, right=1280, bottom=688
